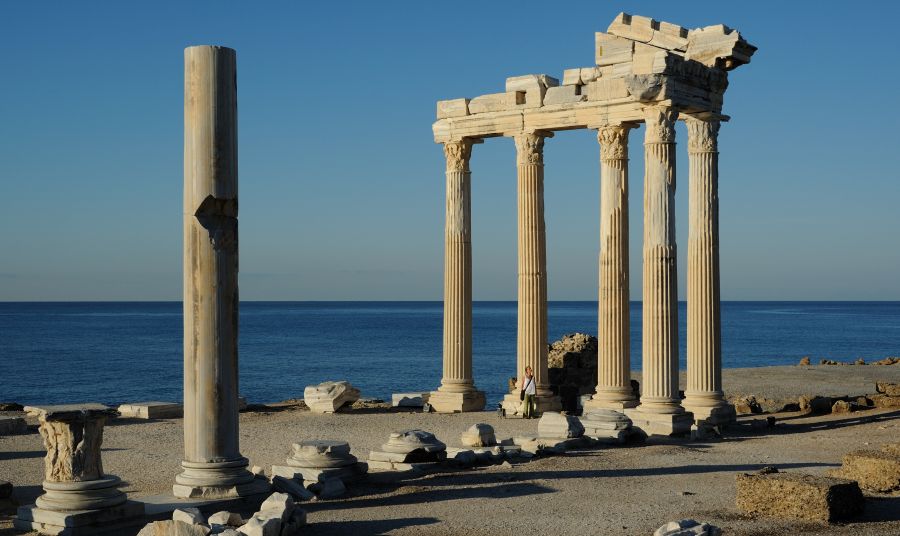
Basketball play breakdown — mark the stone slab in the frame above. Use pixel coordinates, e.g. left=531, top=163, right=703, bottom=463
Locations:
left=391, top=392, right=430, bottom=408
left=139, top=489, right=268, bottom=520
left=468, top=92, right=522, bottom=114
left=624, top=408, right=693, bottom=436
left=24, top=404, right=116, bottom=420
left=735, top=471, right=863, bottom=522
left=171, top=475, right=271, bottom=501
left=117, top=402, right=183, bottom=420
left=436, top=98, right=469, bottom=119
left=15, top=500, right=145, bottom=534
left=834, top=450, right=900, bottom=493
left=543, top=85, right=585, bottom=106
left=428, top=390, right=485, bottom=413
left=595, top=32, right=635, bottom=66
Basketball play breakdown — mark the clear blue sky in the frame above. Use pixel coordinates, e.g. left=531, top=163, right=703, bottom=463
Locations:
left=1, top=1, right=898, bottom=301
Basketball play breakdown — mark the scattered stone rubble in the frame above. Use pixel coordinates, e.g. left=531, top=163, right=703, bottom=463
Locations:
left=735, top=468, right=864, bottom=522
left=271, top=439, right=366, bottom=498
left=580, top=409, right=635, bottom=444
left=654, top=519, right=721, bottom=536
left=832, top=443, right=900, bottom=493
left=872, top=381, right=900, bottom=408
left=137, top=493, right=305, bottom=536
left=367, top=429, right=447, bottom=471
left=303, top=381, right=360, bottom=413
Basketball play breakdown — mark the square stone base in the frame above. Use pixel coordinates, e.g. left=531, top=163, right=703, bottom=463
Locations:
left=684, top=403, right=736, bottom=426
left=428, top=390, right=486, bottom=413
left=624, top=408, right=694, bottom=436
left=172, top=474, right=271, bottom=500
left=500, top=393, right=561, bottom=417
left=582, top=397, right=639, bottom=411
left=15, top=500, right=145, bottom=535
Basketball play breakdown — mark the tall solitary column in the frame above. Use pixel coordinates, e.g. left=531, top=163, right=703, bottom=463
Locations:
left=509, top=131, right=560, bottom=415
left=430, top=138, right=486, bottom=413
left=683, top=117, right=735, bottom=425
left=586, top=124, right=638, bottom=410
left=175, top=46, right=267, bottom=499
left=627, top=106, right=693, bottom=435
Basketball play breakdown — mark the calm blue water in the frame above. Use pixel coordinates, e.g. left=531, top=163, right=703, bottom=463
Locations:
left=1, top=302, right=898, bottom=407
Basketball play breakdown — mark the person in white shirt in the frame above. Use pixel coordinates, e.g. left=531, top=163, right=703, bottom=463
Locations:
left=517, top=366, right=537, bottom=418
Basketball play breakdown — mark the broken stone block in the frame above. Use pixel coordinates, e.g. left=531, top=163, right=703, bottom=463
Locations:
left=542, top=85, right=585, bottom=105
left=831, top=400, right=853, bottom=414
left=381, top=429, right=446, bottom=459
left=391, top=392, right=430, bottom=407
left=834, top=450, right=900, bottom=493
left=207, top=510, right=243, bottom=527
left=258, top=492, right=295, bottom=523
left=595, top=32, right=635, bottom=66
left=580, top=409, right=633, bottom=443
left=872, top=394, right=900, bottom=408
left=607, top=13, right=689, bottom=52
left=654, top=519, right=721, bottom=536
left=118, top=401, right=183, bottom=419
left=172, top=507, right=205, bottom=525
left=505, top=74, right=559, bottom=108
left=537, top=412, right=584, bottom=439
left=274, top=439, right=366, bottom=485
left=241, top=514, right=281, bottom=536
left=0, top=416, right=27, bottom=436
left=735, top=471, right=863, bottom=522
left=468, top=92, right=522, bottom=114
left=137, top=520, right=210, bottom=536
left=272, top=475, right=314, bottom=501
left=303, top=381, right=360, bottom=413
left=686, top=23, right=757, bottom=70
left=436, top=99, right=469, bottom=119
left=444, top=448, right=478, bottom=467
left=460, top=423, right=496, bottom=447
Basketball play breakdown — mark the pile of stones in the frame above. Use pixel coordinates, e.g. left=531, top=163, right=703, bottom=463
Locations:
left=271, top=440, right=366, bottom=500
left=832, top=442, right=900, bottom=494
left=367, top=429, right=447, bottom=472
left=303, top=381, right=360, bottom=413
left=137, top=493, right=305, bottom=536
left=580, top=409, right=635, bottom=444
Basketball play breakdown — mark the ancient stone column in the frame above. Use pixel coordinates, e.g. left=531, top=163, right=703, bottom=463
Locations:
left=430, top=138, right=486, bottom=413
left=509, top=131, right=560, bottom=414
left=14, top=404, right=143, bottom=534
left=586, top=124, right=638, bottom=410
left=626, top=106, right=692, bottom=435
left=683, top=116, right=735, bottom=425
left=176, top=45, right=266, bottom=499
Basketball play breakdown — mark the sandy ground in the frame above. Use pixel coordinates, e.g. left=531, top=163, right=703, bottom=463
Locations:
left=1, top=364, right=899, bottom=536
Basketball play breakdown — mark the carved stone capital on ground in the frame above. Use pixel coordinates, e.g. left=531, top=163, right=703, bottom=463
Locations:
left=25, top=404, right=117, bottom=483
left=684, top=116, right=720, bottom=153
left=643, top=106, right=678, bottom=144
left=443, top=139, right=475, bottom=172
left=597, top=124, right=634, bottom=161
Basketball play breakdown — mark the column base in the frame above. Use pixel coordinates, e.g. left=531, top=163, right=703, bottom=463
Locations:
left=428, top=390, right=486, bottom=413
left=684, top=402, right=736, bottom=426
left=500, top=393, right=562, bottom=417
left=172, top=475, right=270, bottom=500
left=624, top=408, right=694, bottom=436
left=15, top=500, right=145, bottom=536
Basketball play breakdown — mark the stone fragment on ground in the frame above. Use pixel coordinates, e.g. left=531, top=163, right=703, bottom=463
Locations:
left=391, top=392, right=430, bottom=407
left=733, top=395, right=763, bottom=414
left=118, top=401, right=183, bottom=419
left=207, top=510, right=243, bottom=527
left=833, top=449, right=900, bottom=493
left=272, top=439, right=367, bottom=487
left=172, top=507, right=205, bottom=525
left=460, top=423, right=496, bottom=447
left=654, top=519, right=721, bottom=536
left=303, top=381, right=360, bottom=413
left=272, top=475, right=314, bottom=501
left=537, top=411, right=584, bottom=438
left=831, top=400, right=853, bottom=413
left=735, top=468, right=864, bottom=522
left=580, top=409, right=633, bottom=443
left=797, top=356, right=811, bottom=366
left=137, top=520, right=210, bottom=536
left=310, top=477, right=346, bottom=499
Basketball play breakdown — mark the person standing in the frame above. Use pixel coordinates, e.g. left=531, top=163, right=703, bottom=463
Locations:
left=518, top=366, right=537, bottom=419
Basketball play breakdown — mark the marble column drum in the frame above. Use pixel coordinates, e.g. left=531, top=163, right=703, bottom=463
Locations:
left=509, top=131, right=560, bottom=414
left=176, top=45, right=267, bottom=499
left=430, top=138, right=486, bottom=413
left=683, top=117, right=735, bottom=425
left=625, top=107, right=693, bottom=435
left=586, top=124, right=638, bottom=410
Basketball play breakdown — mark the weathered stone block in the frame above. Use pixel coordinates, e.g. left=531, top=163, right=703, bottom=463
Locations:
left=137, top=520, right=210, bottom=536
left=835, top=450, right=900, bottom=493
left=468, top=92, right=522, bottom=114
left=876, top=382, right=900, bottom=396
left=585, top=78, right=629, bottom=101
left=303, top=381, right=360, bottom=413
left=460, top=423, right=496, bottom=447
left=595, top=32, right=634, bottom=66
left=436, top=99, right=469, bottom=119
left=872, top=395, right=900, bottom=408
left=735, top=471, right=863, bottom=522
left=543, top=85, right=585, bottom=105
left=206, top=510, right=243, bottom=527
left=538, top=412, right=584, bottom=439
left=172, top=507, right=205, bottom=525
left=118, top=402, right=183, bottom=419
left=505, top=74, right=558, bottom=108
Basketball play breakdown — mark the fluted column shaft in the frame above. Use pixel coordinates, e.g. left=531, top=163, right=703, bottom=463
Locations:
left=177, top=46, right=253, bottom=494
left=684, top=118, right=728, bottom=411
left=515, top=132, right=553, bottom=398
left=639, top=107, right=684, bottom=415
left=440, top=139, right=475, bottom=393
left=592, top=124, right=637, bottom=408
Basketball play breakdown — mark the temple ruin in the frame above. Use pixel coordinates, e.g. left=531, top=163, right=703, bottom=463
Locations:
left=429, top=13, right=756, bottom=434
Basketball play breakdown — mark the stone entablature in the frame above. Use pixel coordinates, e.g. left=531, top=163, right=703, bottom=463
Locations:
left=433, top=12, right=754, bottom=142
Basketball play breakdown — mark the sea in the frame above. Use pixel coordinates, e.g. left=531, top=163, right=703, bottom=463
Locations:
left=1, top=301, right=898, bottom=408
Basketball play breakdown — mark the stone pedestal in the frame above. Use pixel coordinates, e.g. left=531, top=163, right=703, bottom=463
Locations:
left=513, top=131, right=560, bottom=413
left=14, top=404, right=144, bottom=535
left=682, top=116, right=734, bottom=426
left=625, top=407, right=694, bottom=436
left=431, top=138, right=486, bottom=413
left=176, top=45, right=267, bottom=500
left=271, top=440, right=367, bottom=485
left=587, top=123, right=638, bottom=411
left=367, top=430, right=447, bottom=471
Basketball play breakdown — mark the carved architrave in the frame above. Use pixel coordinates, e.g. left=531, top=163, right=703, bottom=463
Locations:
left=514, top=133, right=546, bottom=166
left=643, top=107, right=678, bottom=144
left=685, top=117, right=720, bottom=153
left=444, top=139, right=474, bottom=173
left=597, top=124, right=633, bottom=161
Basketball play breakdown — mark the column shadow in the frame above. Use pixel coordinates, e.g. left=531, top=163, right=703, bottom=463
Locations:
left=301, top=516, right=440, bottom=536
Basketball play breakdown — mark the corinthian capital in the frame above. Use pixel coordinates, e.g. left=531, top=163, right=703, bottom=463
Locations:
left=597, top=124, right=633, bottom=161
left=643, top=106, right=678, bottom=144
left=514, top=132, right=547, bottom=166
left=685, top=117, right=720, bottom=153
left=443, top=139, right=474, bottom=172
